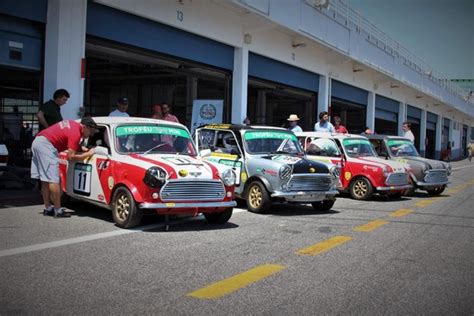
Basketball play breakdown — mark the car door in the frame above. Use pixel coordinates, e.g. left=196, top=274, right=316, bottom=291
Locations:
left=196, top=128, right=245, bottom=190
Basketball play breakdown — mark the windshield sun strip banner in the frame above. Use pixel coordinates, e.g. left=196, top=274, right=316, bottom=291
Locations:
left=244, top=131, right=297, bottom=141
left=387, top=139, right=412, bottom=146
left=116, top=125, right=189, bottom=138
left=343, top=139, right=371, bottom=146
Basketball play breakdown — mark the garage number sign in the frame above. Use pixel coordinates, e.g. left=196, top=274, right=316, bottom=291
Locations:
left=244, top=131, right=297, bottom=141
left=116, top=125, right=189, bottom=138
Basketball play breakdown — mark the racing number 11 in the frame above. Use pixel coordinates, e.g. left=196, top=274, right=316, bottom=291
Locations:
left=73, top=163, right=92, bottom=196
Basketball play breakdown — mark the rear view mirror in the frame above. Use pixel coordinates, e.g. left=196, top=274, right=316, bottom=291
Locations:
left=200, top=149, right=212, bottom=157
left=94, top=146, right=109, bottom=156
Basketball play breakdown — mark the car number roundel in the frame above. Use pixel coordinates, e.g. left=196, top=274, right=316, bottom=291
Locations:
left=73, top=163, right=92, bottom=196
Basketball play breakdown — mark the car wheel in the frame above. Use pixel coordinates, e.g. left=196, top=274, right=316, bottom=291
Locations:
left=349, top=177, right=373, bottom=200
left=246, top=181, right=271, bottom=213
left=311, top=199, right=335, bottom=212
left=111, top=186, right=143, bottom=228
left=426, top=185, right=446, bottom=196
left=204, top=208, right=233, bottom=224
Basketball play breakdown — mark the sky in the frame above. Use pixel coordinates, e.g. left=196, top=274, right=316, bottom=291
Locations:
left=345, top=0, right=474, bottom=80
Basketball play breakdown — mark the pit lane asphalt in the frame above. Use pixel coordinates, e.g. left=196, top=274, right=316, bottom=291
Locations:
left=1, top=160, right=473, bottom=315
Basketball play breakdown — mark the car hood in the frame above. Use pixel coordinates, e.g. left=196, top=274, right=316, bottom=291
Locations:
left=358, top=156, right=407, bottom=172
left=260, top=154, right=330, bottom=174
left=394, top=156, right=447, bottom=170
left=128, top=154, right=215, bottom=179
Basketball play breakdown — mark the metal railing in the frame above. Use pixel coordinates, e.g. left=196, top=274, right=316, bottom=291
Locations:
left=325, top=0, right=473, bottom=105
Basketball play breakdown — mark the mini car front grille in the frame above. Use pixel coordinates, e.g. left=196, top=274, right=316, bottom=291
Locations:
left=424, top=169, right=448, bottom=183
left=385, top=172, right=409, bottom=186
left=287, top=174, right=332, bottom=192
left=160, top=180, right=226, bottom=201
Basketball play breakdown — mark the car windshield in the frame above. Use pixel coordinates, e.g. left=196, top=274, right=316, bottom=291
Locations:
left=342, top=138, right=376, bottom=158
left=115, top=124, right=196, bottom=156
left=387, top=139, right=419, bottom=157
left=243, top=130, right=303, bottom=155
left=305, top=137, right=340, bottom=157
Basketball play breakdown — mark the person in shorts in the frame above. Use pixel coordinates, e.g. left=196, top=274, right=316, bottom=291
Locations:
left=31, top=117, right=98, bottom=217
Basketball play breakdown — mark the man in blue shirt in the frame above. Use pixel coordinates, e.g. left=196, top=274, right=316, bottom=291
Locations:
left=314, top=111, right=335, bottom=133
left=287, top=114, right=303, bottom=133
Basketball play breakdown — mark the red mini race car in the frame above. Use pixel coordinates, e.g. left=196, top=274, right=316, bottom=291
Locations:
left=59, top=117, right=236, bottom=228
left=296, top=132, right=413, bottom=200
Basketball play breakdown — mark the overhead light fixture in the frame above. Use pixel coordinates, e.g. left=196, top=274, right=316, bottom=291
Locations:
left=307, top=0, right=329, bottom=9
left=416, top=95, right=423, bottom=99
left=353, top=67, right=364, bottom=73
left=433, top=103, right=440, bottom=106
left=390, top=83, right=399, bottom=88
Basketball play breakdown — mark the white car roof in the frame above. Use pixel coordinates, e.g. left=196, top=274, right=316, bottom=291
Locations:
left=295, top=132, right=369, bottom=140
left=84, top=116, right=186, bottom=129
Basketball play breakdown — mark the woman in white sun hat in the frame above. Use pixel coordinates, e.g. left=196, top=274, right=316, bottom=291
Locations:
left=287, top=114, right=303, bottom=133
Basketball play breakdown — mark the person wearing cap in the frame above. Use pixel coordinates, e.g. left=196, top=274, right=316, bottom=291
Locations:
left=287, top=114, right=303, bottom=133
left=31, top=117, right=98, bottom=217
left=109, top=97, right=130, bottom=117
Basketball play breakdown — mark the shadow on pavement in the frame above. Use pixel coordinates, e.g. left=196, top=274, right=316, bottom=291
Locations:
left=264, top=203, right=341, bottom=216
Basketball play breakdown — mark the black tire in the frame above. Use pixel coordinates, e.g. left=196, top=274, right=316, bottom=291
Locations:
left=111, top=186, right=143, bottom=228
left=426, top=185, right=446, bottom=196
left=311, top=199, right=335, bottom=212
left=204, top=208, right=233, bottom=224
left=245, top=181, right=272, bottom=214
left=349, top=177, right=374, bottom=200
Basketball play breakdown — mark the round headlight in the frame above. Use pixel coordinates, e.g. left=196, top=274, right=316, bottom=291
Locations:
left=143, top=166, right=168, bottom=188
left=382, top=165, right=390, bottom=177
left=279, top=165, right=292, bottom=180
left=221, top=168, right=236, bottom=186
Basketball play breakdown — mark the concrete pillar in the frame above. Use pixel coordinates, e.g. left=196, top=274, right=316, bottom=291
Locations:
left=419, top=110, right=427, bottom=157
left=398, top=102, right=406, bottom=136
left=318, top=75, right=330, bottom=115
left=367, top=92, right=375, bottom=132
left=43, top=0, right=87, bottom=120
left=231, top=46, right=249, bottom=124
left=435, top=115, right=442, bottom=160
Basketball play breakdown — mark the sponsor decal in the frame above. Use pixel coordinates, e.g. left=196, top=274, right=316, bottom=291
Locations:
left=272, top=155, right=301, bottom=164
left=179, top=169, right=188, bottom=177
left=199, top=104, right=217, bottom=120
left=189, top=171, right=202, bottom=177
left=116, top=125, right=189, bottom=138
left=363, top=165, right=379, bottom=172
left=257, top=168, right=277, bottom=176
left=309, top=167, right=316, bottom=173
left=241, top=172, right=247, bottom=183
left=98, top=194, right=104, bottom=201
left=166, top=203, right=175, bottom=207
left=244, top=131, right=297, bottom=141
left=344, top=171, right=352, bottom=180
left=205, top=123, right=231, bottom=129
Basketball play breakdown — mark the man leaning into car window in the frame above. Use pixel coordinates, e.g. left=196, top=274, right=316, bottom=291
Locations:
left=31, top=117, right=98, bottom=218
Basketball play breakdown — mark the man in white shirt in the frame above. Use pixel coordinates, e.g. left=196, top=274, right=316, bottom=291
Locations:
left=314, top=111, right=335, bottom=133
left=402, top=121, right=415, bottom=143
left=287, top=114, right=303, bottom=133
left=109, top=97, right=130, bottom=117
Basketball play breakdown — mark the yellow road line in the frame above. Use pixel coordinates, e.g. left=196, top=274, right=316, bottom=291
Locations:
left=415, top=199, right=436, bottom=207
left=187, top=264, right=286, bottom=299
left=297, top=236, right=352, bottom=256
left=353, top=219, right=388, bottom=232
left=390, top=208, right=413, bottom=218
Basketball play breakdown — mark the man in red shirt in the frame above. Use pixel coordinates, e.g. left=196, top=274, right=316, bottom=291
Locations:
left=333, top=116, right=348, bottom=134
left=31, top=117, right=98, bottom=217
left=162, top=103, right=179, bottom=123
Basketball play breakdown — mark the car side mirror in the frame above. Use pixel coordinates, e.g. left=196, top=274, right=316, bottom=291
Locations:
left=200, top=149, right=212, bottom=157
left=94, top=145, right=110, bottom=156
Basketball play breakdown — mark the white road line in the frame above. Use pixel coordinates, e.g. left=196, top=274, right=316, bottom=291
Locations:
left=0, top=209, right=248, bottom=258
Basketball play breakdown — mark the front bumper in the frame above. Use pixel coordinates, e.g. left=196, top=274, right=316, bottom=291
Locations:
left=139, top=200, right=236, bottom=209
left=415, top=181, right=449, bottom=188
left=272, top=190, right=339, bottom=202
left=375, top=184, right=413, bottom=191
